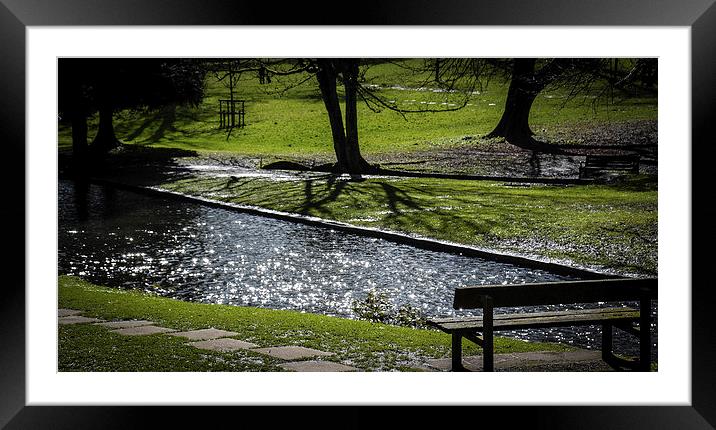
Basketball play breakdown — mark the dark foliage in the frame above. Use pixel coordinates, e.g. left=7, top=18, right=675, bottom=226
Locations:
left=58, top=58, right=206, bottom=164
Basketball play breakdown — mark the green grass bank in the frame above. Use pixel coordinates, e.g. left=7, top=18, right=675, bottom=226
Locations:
left=59, top=276, right=573, bottom=372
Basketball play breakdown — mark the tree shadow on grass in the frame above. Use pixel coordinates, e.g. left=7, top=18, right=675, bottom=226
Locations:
left=286, top=176, right=493, bottom=240
left=124, top=104, right=178, bottom=144
left=120, top=103, right=233, bottom=146
left=377, top=182, right=423, bottom=215
left=202, top=177, right=267, bottom=200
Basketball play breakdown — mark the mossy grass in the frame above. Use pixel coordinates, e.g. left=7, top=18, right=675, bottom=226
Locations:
left=159, top=174, right=657, bottom=276
left=58, top=60, right=657, bottom=158
left=59, top=275, right=572, bottom=372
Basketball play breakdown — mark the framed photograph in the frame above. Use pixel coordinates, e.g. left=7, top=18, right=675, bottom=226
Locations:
left=4, top=0, right=714, bottom=427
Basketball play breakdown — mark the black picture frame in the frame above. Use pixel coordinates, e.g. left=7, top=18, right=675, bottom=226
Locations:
left=2, top=0, right=714, bottom=428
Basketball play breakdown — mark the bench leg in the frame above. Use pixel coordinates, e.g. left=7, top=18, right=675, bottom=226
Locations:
left=483, top=330, right=494, bottom=372
left=603, top=317, right=652, bottom=371
left=601, top=322, right=614, bottom=363
left=639, top=297, right=652, bottom=372
left=483, top=297, right=494, bottom=372
left=451, top=333, right=466, bottom=372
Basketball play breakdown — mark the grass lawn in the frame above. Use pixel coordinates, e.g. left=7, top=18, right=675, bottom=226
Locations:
left=158, top=174, right=657, bottom=276
left=58, top=275, right=571, bottom=372
left=58, top=60, right=657, bottom=158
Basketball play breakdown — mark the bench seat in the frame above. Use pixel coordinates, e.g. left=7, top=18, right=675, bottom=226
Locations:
left=428, top=307, right=640, bottom=332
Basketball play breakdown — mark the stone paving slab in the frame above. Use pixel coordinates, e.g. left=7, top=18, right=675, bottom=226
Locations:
left=251, top=346, right=334, bottom=361
left=167, top=328, right=239, bottom=341
left=111, top=325, right=177, bottom=336
left=58, top=309, right=83, bottom=317
left=188, top=338, right=258, bottom=352
left=425, top=350, right=610, bottom=372
left=58, top=315, right=105, bottom=325
left=95, top=320, right=156, bottom=329
left=279, top=361, right=357, bottom=372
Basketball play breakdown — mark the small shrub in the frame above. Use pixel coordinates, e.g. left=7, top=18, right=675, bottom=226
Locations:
left=394, top=304, right=427, bottom=329
left=352, top=289, right=426, bottom=328
left=351, top=289, right=393, bottom=323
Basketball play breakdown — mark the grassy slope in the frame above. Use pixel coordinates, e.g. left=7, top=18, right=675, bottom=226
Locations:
left=58, top=60, right=657, bottom=157
left=59, top=276, right=571, bottom=372
left=160, top=175, right=657, bottom=276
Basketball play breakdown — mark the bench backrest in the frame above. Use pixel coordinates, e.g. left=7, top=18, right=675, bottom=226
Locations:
left=453, top=278, right=657, bottom=309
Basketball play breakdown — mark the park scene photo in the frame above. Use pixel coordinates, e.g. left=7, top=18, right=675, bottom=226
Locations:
left=57, top=58, right=658, bottom=372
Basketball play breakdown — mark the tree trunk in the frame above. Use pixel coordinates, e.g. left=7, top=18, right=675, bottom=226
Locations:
left=316, top=61, right=348, bottom=170
left=71, top=112, right=88, bottom=162
left=229, top=70, right=235, bottom=129
left=91, top=105, right=121, bottom=154
left=487, top=59, right=541, bottom=148
left=316, top=59, right=372, bottom=174
left=341, top=59, right=371, bottom=174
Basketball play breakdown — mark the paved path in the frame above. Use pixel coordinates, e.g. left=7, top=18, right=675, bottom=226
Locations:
left=58, top=308, right=357, bottom=372
left=423, top=350, right=613, bottom=372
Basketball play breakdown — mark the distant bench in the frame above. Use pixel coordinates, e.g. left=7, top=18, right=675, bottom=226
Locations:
left=427, top=278, right=657, bottom=371
left=579, top=154, right=640, bottom=178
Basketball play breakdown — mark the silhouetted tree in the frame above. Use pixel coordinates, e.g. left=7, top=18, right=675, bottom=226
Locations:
left=431, top=58, right=657, bottom=149
left=226, top=59, right=375, bottom=174
left=485, top=58, right=572, bottom=148
left=58, top=58, right=206, bottom=163
left=313, top=59, right=373, bottom=174
left=200, top=58, right=473, bottom=174
left=490, top=58, right=657, bottom=148
left=203, top=59, right=253, bottom=135
left=58, top=59, right=94, bottom=165
left=309, top=59, right=472, bottom=173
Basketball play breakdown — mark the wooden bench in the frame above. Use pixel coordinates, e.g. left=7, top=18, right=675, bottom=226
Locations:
left=427, top=278, right=657, bottom=372
left=579, top=154, right=640, bottom=178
